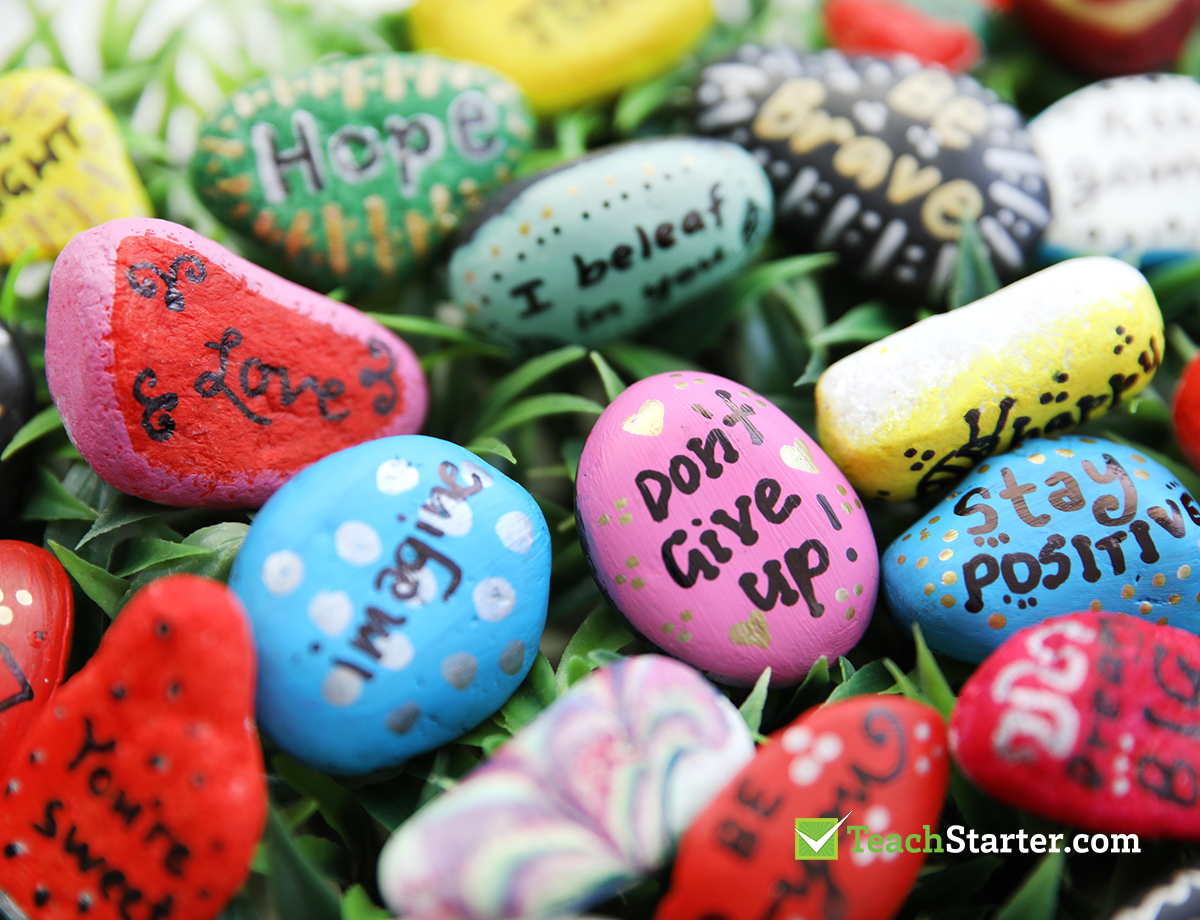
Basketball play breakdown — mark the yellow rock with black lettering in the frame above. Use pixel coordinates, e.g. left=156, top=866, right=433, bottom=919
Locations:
left=409, top=0, right=714, bottom=114
left=0, top=69, right=151, bottom=264
left=815, top=257, right=1163, bottom=503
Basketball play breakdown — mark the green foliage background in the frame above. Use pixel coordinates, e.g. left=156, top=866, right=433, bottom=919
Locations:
left=6, top=0, right=1200, bottom=917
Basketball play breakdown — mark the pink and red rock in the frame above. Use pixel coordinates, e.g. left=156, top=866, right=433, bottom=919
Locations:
left=46, top=218, right=427, bottom=509
left=0, top=542, right=73, bottom=776
left=0, top=574, right=266, bottom=920
left=952, top=612, right=1200, bottom=839
left=823, top=0, right=982, bottom=72
left=657, top=696, right=950, bottom=920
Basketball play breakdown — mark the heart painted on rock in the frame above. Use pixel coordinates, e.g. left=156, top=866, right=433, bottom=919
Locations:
left=728, top=609, right=771, bottom=648
left=0, top=574, right=266, bottom=920
left=780, top=437, right=820, bottom=474
left=46, top=218, right=428, bottom=509
left=622, top=399, right=665, bottom=437
left=0, top=542, right=73, bottom=777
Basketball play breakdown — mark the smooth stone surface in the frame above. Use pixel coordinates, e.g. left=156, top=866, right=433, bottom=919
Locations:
left=885, top=435, right=1200, bottom=663
left=377, top=654, right=755, bottom=920
left=823, top=0, right=981, bottom=73
left=816, top=257, right=1163, bottom=503
left=0, top=69, right=151, bottom=265
left=576, top=371, right=877, bottom=687
left=191, top=52, right=533, bottom=291
left=46, top=218, right=427, bottom=509
left=452, top=138, right=773, bottom=350
left=0, top=575, right=265, bottom=920
left=0, top=316, right=36, bottom=516
left=657, top=696, right=949, bottom=920
left=0, top=542, right=73, bottom=777
left=1031, top=75, right=1200, bottom=263
left=1109, top=867, right=1200, bottom=920
left=1173, top=353, right=1200, bottom=473
left=951, top=612, right=1200, bottom=839
left=228, top=435, right=551, bottom=775
left=693, top=47, right=1050, bottom=301
left=409, top=0, right=713, bottom=115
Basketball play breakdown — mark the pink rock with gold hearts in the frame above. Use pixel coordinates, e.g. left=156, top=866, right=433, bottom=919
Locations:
left=576, top=371, right=877, bottom=686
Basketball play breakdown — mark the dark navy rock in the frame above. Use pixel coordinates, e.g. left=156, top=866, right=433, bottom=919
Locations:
left=884, top=435, right=1200, bottom=663
left=693, top=47, right=1051, bottom=301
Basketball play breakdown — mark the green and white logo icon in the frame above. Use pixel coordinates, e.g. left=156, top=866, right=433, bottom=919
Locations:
left=795, top=812, right=853, bottom=860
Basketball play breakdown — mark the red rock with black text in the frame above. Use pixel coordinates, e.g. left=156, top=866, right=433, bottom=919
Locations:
left=952, top=612, right=1200, bottom=839
left=0, top=575, right=266, bottom=920
left=0, top=542, right=73, bottom=776
left=656, top=696, right=950, bottom=920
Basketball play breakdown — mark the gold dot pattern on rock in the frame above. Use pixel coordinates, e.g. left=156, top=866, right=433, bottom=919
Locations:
left=0, top=69, right=151, bottom=264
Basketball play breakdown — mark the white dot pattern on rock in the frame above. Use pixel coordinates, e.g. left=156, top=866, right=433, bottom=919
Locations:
left=322, top=665, right=365, bottom=707
left=308, top=590, right=354, bottom=637
left=786, top=727, right=844, bottom=786
left=377, top=633, right=415, bottom=671
left=441, top=652, right=478, bottom=689
left=0, top=606, right=10, bottom=626
left=335, top=520, right=382, bottom=566
left=495, top=511, right=534, bottom=553
left=473, top=576, right=516, bottom=622
left=377, top=458, right=420, bottom=495
left=262, top=550, right=305, bottom=596
left=14, top=590, right=32, bottom=606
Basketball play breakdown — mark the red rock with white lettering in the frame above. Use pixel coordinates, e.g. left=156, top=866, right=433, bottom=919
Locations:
left=656, top=696, right=950, bottom=920
left=951, top=612, right=1200, bottom=839
left=0, top=542, right=73, bottom=776
left=0, top=574, right=266, bottom=920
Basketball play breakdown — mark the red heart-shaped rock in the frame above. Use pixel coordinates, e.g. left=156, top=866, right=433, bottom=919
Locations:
left=952, top=611, right=1200, bottom=839
left=0, top=542, right=73, bottom=776
left=823, top=0, right=982, bottom=72
left=656, top=696, right=950, bottom=920
left=46, top=218, right=428, bottom=508
left=0, top=574, right=265, bottom=920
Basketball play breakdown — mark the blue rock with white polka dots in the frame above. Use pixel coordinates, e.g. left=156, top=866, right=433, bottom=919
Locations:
left=883, top=435, right=1200, bottom=664
left=228, top=435, right=551, bottom=775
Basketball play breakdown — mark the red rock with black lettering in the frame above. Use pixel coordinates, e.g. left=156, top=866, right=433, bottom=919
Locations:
left=952, top=612, right=1200, bottom=839
left=0, top=574, right=266, bottom=920
left=0, top=542, right=73, bottom=776
left=656, top=696, right=950, bottom=920
left=46, top=218, right=427, bottom=509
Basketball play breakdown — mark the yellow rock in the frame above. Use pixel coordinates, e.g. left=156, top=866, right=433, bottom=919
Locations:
left=0, top=69, right=151, bottom=264
left=409, top=0, right=714, bottom=114
left=816, top=257, right=1163, bottom=503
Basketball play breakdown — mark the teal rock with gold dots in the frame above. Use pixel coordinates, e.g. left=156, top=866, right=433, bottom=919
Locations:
left=449, top=137, right=773, bottom=350
left=883, top=435, right=1200, bottom=663
left=190, top=52, right=534, bottom=292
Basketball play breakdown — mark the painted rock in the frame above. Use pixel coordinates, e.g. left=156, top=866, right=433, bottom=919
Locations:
left=1011, top=0, right=1200, bottom=76
left=376, top=654, right=755, bottom=920
left=1173, top=353, right=1200, bottom=473
left=228, top=434, right=551, bottom=775
left=0, top=542, right=73, bottom=776
left=576, top=371, right=877, bottom=687
left=1030, top=75, right=1200, bottom=265
left=884, top=435, right=1200, bottom=663
left=951, top=612, right=1200, bottom=838
left=0, top=574, right=265, bottom=920
left=452, top=138, right=774, bottom=350
left=816, top=257, right=1162, bottom=504
left=409, top=0, right=713, bottom=115
left=658, top=696, right=949, bottom=920
left=0, top=316, right=36, bottom=516
left=0, top=69, right=151, bottom=265
left=823, top=0, right=982, bottom=73
left=693, top=47, right=1050, bottom=301
left=190, top=52, right=533, bottom=292
left=1109, top=867, right=1200, bottom=920
left=46, top=218, right=427, bottom=509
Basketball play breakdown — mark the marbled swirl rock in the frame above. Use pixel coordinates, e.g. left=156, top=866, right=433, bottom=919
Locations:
left=191, top=52, right=533, bottom=291
left=1109, top=867, right=1200, bottom=920
left=1030, top=75, right=1200, bottom=264
left=576, top=371, right=877, bottom=687
left=658, top=696, right=949, bottom=920
left=0, top=575, right=265, bottom=920
left=376, top=654, right=755, bottom=920
left=816, top=257, right=1162, bottom=503
left=452, top=138, right=773, bottom=350
left=885, top=436, right=1200, bottom=663
left=409, top=0, right=714, bottom=114
left=46, top=218, right=426, bottom=509
left=0, top=69, right=151, bottom=265
left=951, top=612, right=1200, bottom=839
left=693, top=46, right=1050, bottom=301
left=228, top=435, right=551, bottom=776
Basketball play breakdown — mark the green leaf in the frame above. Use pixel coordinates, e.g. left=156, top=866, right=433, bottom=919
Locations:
left=907, top=856, right=1004, bottom=912
left=1168, top=323, right=1199, bottom=365
left=600, top=342, right=699, bottom=379
left=48, top=540, right=130, bottom=618
left=465, top=436, right=517, bottom=465
left=110, top=538, right=214, bottom=578
left=825, top=660, right=893, bottom=704
left=738, top=667, right=772, bottom=734
left=0, top=247, right=38, bottom=325
left=589, top=350, right=627, bottom=402
left=341, top=885, right=392, bottom=920
left=555, top=603, right=634, bottom=693
left=780, top=656, right=830, bottom=725
left=613, top=65, right=693, bottom=135
left=476, top=393, right=604, bottom=438
left=994, top=851, right=1065, bottom=920
left=272, top=755, right=377, bottom=874
left=807, top=302, right=900, bottom=349
left=263, top=808, right=341, bottom=920
left=947, top=219, right=1001, bottom=309
left=882, top=658, right=926, bottom=702
left=365, top=312, right=495, bottom=346
left=793, top=349, right=827, bottom=387
left=498, top=652, right=557, bottom=733
left=838, top=657, right=857, bottom=682
left=1, top=405, right=63, bottom=461
left=294, top=836, right=352, bottom=885
left=914, top=623, right=957, bottom=719
left=21, top=466, right=99, bottom=522
left=475, top=345, right=589, bottom=428
left=78, top=494, right=167, bottom=547
left=734, top=253, right=838, bottom=303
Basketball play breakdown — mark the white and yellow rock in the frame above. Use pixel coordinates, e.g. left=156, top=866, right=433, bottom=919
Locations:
left=815, top=256, right=1163, bottom=502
